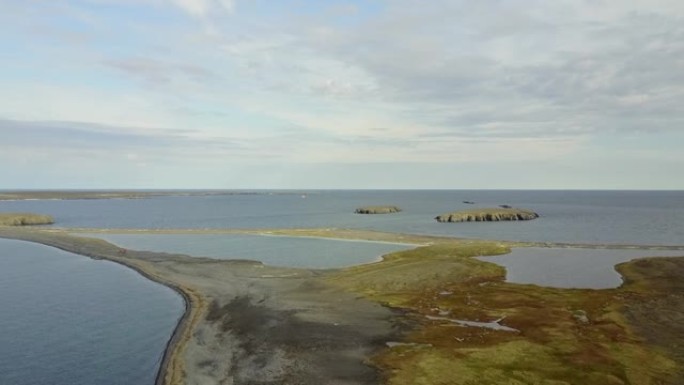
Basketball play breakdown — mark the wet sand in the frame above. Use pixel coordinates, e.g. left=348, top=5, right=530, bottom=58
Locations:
left=0, top=227, right=398, bottom=385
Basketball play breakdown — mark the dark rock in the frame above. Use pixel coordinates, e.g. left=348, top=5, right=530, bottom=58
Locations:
left=435, top=208, right=539, bottom=223
left=355, top=206, right=402, bottom=214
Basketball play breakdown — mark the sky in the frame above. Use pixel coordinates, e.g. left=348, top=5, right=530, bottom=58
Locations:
left=1, top=0, right=683, bottom=189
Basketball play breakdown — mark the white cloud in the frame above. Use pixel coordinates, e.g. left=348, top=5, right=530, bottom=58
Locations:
left=170, top=0, right=234, bottom=17
left=2, top=0, right=684, bottom=187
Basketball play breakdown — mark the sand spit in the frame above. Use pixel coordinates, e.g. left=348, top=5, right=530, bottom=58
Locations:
left=0, top=228, right=398, bottom=385
left=64, top=227, right=684, bottom=251
left=435, top=207, right=539, bottom=223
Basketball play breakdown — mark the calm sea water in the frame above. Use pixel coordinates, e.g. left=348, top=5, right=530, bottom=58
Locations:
left=1, top=190, right=682, bottom=245
left=81, top=234, right=413, bottom=269
left=478, top=247, right=684, bottom=289
left=0, top=239, right=183, bottom=385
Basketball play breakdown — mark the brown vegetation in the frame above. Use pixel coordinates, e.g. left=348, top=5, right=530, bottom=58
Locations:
left=329, top=241, right=684, bottom=384
left=355, top=206, right=402, bottom=214
left=0, top=213, right=54, bottom=226
left=436, top=207, right=539, bottom=222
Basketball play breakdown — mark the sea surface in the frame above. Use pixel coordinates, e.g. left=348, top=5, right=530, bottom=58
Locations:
left=2, top=190, right=682, bottom=245
left=0, top=239, right=183, bottom=385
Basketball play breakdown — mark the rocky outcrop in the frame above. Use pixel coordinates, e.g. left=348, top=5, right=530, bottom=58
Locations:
left=0, top=213, right=54, bottom=226
left=355, top=206, right=402, bottom=214
left=435, top=208, right=539, bottom=223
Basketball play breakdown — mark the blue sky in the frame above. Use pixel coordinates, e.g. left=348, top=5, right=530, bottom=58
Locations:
left=1, top=0, right=683, bottom=189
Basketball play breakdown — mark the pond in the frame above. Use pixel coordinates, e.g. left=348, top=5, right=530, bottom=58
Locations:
left=76, top=233, right=415, bottom=269
left=477, top=247, right=683, bottom=289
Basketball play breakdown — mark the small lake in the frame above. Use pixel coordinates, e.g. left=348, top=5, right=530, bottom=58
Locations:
left=478, top=247, right=684, bottom=289
left=77, top=233, right=415, bottom=269
left=0, top=238, right=184, bottom=385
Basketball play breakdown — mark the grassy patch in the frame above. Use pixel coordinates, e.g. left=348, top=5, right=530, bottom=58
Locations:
left=435, top=208, right=539, bottom=222
left=0, top=213, right=54, bottom=226
left=329, top=242, right=508, bottom=306
left=329, top=241, right=682, bottom=384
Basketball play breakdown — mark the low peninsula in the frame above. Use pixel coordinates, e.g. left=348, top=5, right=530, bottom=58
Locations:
left=1, top=224, right=683, bottom=385
left=435, top=207, right=539, bottom=222
left=355, top=206, right=401, bottom=214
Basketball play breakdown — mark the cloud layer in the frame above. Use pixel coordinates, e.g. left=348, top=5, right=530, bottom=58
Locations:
left=0, top=0, right=683, bottom=188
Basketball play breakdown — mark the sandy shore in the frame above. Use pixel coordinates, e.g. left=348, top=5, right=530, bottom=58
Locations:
left=0, top=227, right=399, bottom=385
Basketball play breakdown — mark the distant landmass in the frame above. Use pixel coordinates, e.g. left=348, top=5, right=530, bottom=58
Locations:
left=0, top=190, right=307, bottom=201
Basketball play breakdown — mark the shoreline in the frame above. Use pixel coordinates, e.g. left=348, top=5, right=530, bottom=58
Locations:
left=0, top=229, right=198, bottom=385
left=62, top=226, right=684, bottom=250
left=139, top=262, right=195, bottom=385
left=2, top=226, right=683, bottom=384
left=0, top=227, right=399, bottom=384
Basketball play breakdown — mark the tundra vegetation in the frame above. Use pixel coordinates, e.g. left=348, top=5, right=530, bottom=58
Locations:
left=0, top=213, right=54, bottom=226
left=329, top=241, right=683, bottom=385
left=355, top=206, right=402, bottom=214
left=436, top=208, right=539, bottom=222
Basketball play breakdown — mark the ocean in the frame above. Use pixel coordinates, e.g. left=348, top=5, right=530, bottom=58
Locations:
left=477, top=247, right=684, bottom=289
left=1, top=190, right=683, bottom=245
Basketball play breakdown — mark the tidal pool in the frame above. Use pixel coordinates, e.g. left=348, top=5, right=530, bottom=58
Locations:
left=477, top=247, right=683, bottom=289
left=76, top=233, right=414, bottom=269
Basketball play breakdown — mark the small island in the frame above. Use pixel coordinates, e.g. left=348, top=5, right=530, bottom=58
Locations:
left=354, top=206, right=402, bottom=214
left=435, top=207, right=539, bottom=222
left=0, top=213, right=54, bottom=226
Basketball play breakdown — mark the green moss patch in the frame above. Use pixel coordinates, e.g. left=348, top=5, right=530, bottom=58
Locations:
left=330, top=241, right=682, bottom=384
